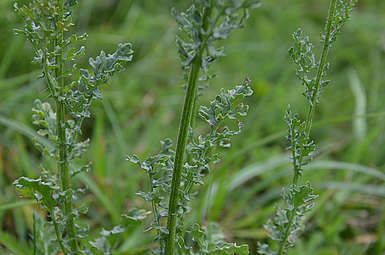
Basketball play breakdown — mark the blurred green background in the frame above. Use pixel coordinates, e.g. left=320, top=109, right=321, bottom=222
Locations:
left=1, top=0, right=385, bottom=254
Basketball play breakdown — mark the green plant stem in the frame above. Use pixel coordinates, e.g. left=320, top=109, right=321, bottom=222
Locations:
left=164, top=5, right=213, bottom=254
left=55, top=0, right=77, bottom=252
left=51, top=208, right=67, bottom=254
left=56, top=98, right=78, bottom=250
left=164, top=54, right=202, bottom=255
left=278, top=1, right=337, bottom=254
left=148, top=172, right=163, bottom=250
left=182, top=6, right=226, bottom=203
left=293, top=0, right=337, bottom=185
left=32, top=213, right=37, bottom=255
left=277, top=204, right=297, bottom=255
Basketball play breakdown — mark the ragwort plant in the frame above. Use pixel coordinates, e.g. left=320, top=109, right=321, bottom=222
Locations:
left=13, top=0, right=133, bottom=254
left=128, top=0, right=259, bottom=254
left=257, top=0, right=357, bottom=254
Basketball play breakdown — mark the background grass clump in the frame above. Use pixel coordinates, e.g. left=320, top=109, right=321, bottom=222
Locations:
left=0, top=0, right=385, bottom=254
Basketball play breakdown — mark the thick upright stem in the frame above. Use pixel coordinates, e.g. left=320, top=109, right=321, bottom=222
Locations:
left=164, top=56, right=201, bottom=255
left=164, top=4, right=213, bottom=254
left=55, top=0, right=78, bottom=252
left=56, top=99, right=77, bottom=251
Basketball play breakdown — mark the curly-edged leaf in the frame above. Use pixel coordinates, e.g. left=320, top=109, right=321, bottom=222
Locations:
left=65, top=0, right=78, bottom=8
left=71, top=163, right=91, bottom=177
left=32, top=100, right=57, bottom=145
left=13, top=177, right=58, bottom=210
left=328, top=0, right=357, bottom=44
left=289, top=29, right=317, bottom=105
left=174, top=0, right=259, bottom=93
left=122, top=208, right=150, bottom=226
left=199, top=78, right=252, bottom=128
left=186, top=222, right=249, bottom=255
left=90, top=43, right=133, bottom=85
left=211, top=244, right=249, bottom=255
left=257, top=242, right=276, bottom=255
left=100, top=225, right=125, bottom=236
left=89, top=236, right=110, bottom=254
left=260, top=183, right=317, bottom=254
left=284, top=105, right=315, bottom=175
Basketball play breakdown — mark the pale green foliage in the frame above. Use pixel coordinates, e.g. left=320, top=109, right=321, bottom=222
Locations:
left=129, top=1, right=258, bottom=254
left=89, top=209, right=148, bottom=255
left=128, top=79, right=253, bottom=254
left=258, top=183, right=317, bottom=255
left=14, top=172, right=58, bottom=212
left=180, top=223, right=249, bottom=255
left=284, top=106, right=315, bottom=176
left=164, top=1, right=258, bottom=254
left=289, top=30, right=321, bottom=106
left=175, top=0, right=260, bottom=91
left=13, top=0, right=132, bottom=254
left=289, top=0, right=357, bottom=107
left=32, top=212, right=61, bottom=254
left=327, top=0, right=357, bottom=44
left=184, top=79, right=253, bottom=192
left=257, top=1, right=356, bottom=254
left=128, top=139, right=175, bottom=244
left=182, top=78, right=253, bottom=231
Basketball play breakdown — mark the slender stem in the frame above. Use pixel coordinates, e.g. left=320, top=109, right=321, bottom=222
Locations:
left=51, top=208, right=67, bottom=255
left=55, top=0, right=78, bottom=251
left=32, top=213, right=37, bottom=255
left=290, top=123, right=299, bottom=184
left=293, top=0, right=337, bottom=185
left=279, top=1, right=337, bottom=254
left=164, top=4, right=214, bottom=254
left=148, top=172, right=164, bottom=250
